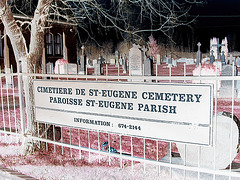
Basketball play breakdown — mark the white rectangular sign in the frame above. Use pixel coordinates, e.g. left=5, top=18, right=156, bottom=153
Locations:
left=33, top=80, right=213, bottom=146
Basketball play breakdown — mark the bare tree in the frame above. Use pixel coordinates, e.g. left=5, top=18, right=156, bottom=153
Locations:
left=0, top=0, right=202, bottom=154
left=0, top=0, right=52, bottom=154
left=59, top=0, right=202, bottom=43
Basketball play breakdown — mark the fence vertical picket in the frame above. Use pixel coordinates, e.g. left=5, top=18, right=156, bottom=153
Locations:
left=156, top=140, right=159, bottom=176
left=108, top=133, right=111, bottom=166
left=144, top=138, right=146, bottom=173
left=53, top=125, right=56, bottom=153
left=45, top=123, right=48, bottom=151
left=78, top=128, right=81, bottom=159
left=11, top=66, right=17, bottom=133
left=184, top=63, right=186, bottom=83
left=120, top=135, right=122, bottom=169
left=213, top=63, right=218, bottom=179
left=17, top=61, right=25, bottom=135
left=70, top=128, right=72, bottom=157
left=0, top=75, right=6, bottom=132
left=98, top=131, right=100, bottom=163
left=88, top=130, right=91, bottom=162
left=5, top=66, right=11, bottom=134
left=131, top=136, right=133, bottom=173
left=229, top=62, right=235, bottom=176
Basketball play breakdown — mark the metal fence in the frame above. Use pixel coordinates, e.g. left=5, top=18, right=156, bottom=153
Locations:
left=1, top=62, right=240, bottom=179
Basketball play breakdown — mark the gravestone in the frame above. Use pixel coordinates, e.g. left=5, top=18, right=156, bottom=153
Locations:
left=141, top=46, right=148, bottom=61
left=156, top=54, right=161, bottom=65
left=144, top=58, right=152, bottom=76
left=62, top=63, right=77, bottom=74
left=97, top=55, right=103, bottom=65
left=94, top=55, right=103, bottom=75
left=177, top=58, right=195, bottom=64
left=119, top=56, right=123, bottom=65
left=219, top=64, right=237, bottom=98
left=54, top=59, right=68, bottom=74
left=177, top=112, right=239, bottom=169
left=172, top=59, right=177, bottom=67
left=167, top=56, right=172, bottom=67
left=213, top=60, right=222, bottom=72
left=228, top=54, right=235, bottom=65
left=221, top=64, right=237, bottom=76
left=192, top=63, right=221, bottom=96
left=210, top=37, right=218, bottom=58
left=79, top=46, right=86, bottom=75
left=46, top=62, right=54, bottom=74
left=115, top=51, right=119, bottom=67
left=61, top=64, right=68, bottom=74
left=92, top=59, right=97, bottom=67
left=94, top=64, right=101, bottom=75
left=236, top=57, right=240, bottom=67
left=129, top=44, right=143, bottom=76
left=212, top=38, right=224, bottom=59
left=68, top=63, right=78, bottom=74
left=233, top=57, right=236, bottom=65
left=122, top=54, right=127, bottom=73
left=196, top=42, right=202, bottom=66
left=163, top=51, right=167, bottom=63
left=87, top=58, right=93, bottom=67
left=77, top=57, right=80, bottom=66
left=5, top=67, right=13, bottom=88
left=142, top=46, right=149, bottom=74
left=221, top=37, right=229, bottom=58
left=210, top=50, right=215, bottom=64
left=236, top=64, right=240, bottom=97
left=220, top=51, right=225, bottom=65
left=110, top=59, right=115, bottom=65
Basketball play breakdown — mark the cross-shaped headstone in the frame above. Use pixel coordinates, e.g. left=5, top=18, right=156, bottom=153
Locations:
left=115, top=50, right=119, bottom=66
left=115, top=51, right=119, bottom=60
left=97, top=54, right=102, bottom=64
left=81, top=45, right=85, bottom=55
left=212, top=38, right=225, bottom=59
left=197, top=42, right=201, bottom=51
left=167, top=55, right=172, bottom=66
left=141, top=46, right=148, bottom=61
left=163, top=51, right=167, bottom=63
left=210, top=50, right=215, bottom=64
left=79, top=46, right=86, bottom=74
left=221, top=51, right=225, bottom=64
left=236, top=57, right=240, bottom=67
left=122, top=54, right=127, bottom=73
left=196, top=42, right=202, bottom=66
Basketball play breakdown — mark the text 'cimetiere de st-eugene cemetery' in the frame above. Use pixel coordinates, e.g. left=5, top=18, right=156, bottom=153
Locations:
left=37, top=86, right=202, bottom=115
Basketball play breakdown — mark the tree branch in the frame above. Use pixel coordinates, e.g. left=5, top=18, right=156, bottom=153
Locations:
left=0, top=0, right=28, bottom=63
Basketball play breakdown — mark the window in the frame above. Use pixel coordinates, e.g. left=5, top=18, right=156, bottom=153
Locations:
left=46, top=33, right=53, bottom=55
left=46, top=32, right=63, bottom=56
left=54, top=33, right=62, bottom=55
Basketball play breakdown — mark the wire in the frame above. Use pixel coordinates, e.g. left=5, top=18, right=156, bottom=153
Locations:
left=189, top=15, right=240, bottom=18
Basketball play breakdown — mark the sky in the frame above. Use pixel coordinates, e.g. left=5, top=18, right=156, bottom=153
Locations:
left=185, top=0, right=240, bottom=52
left=190, top=0, right=240, bottom=28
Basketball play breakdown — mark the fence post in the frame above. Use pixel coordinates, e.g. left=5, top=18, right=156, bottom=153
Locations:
left=17, top=60, right=26, bottom=135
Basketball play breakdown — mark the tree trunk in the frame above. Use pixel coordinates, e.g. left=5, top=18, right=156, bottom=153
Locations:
left=22, top=0, right=53, bottom=154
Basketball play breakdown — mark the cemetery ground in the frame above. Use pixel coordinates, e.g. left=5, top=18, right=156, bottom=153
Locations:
left=1, top=62, right=240, bottom=179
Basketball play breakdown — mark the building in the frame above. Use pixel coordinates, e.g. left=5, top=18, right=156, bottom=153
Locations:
left=0, top=15, right=78, bottom=73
